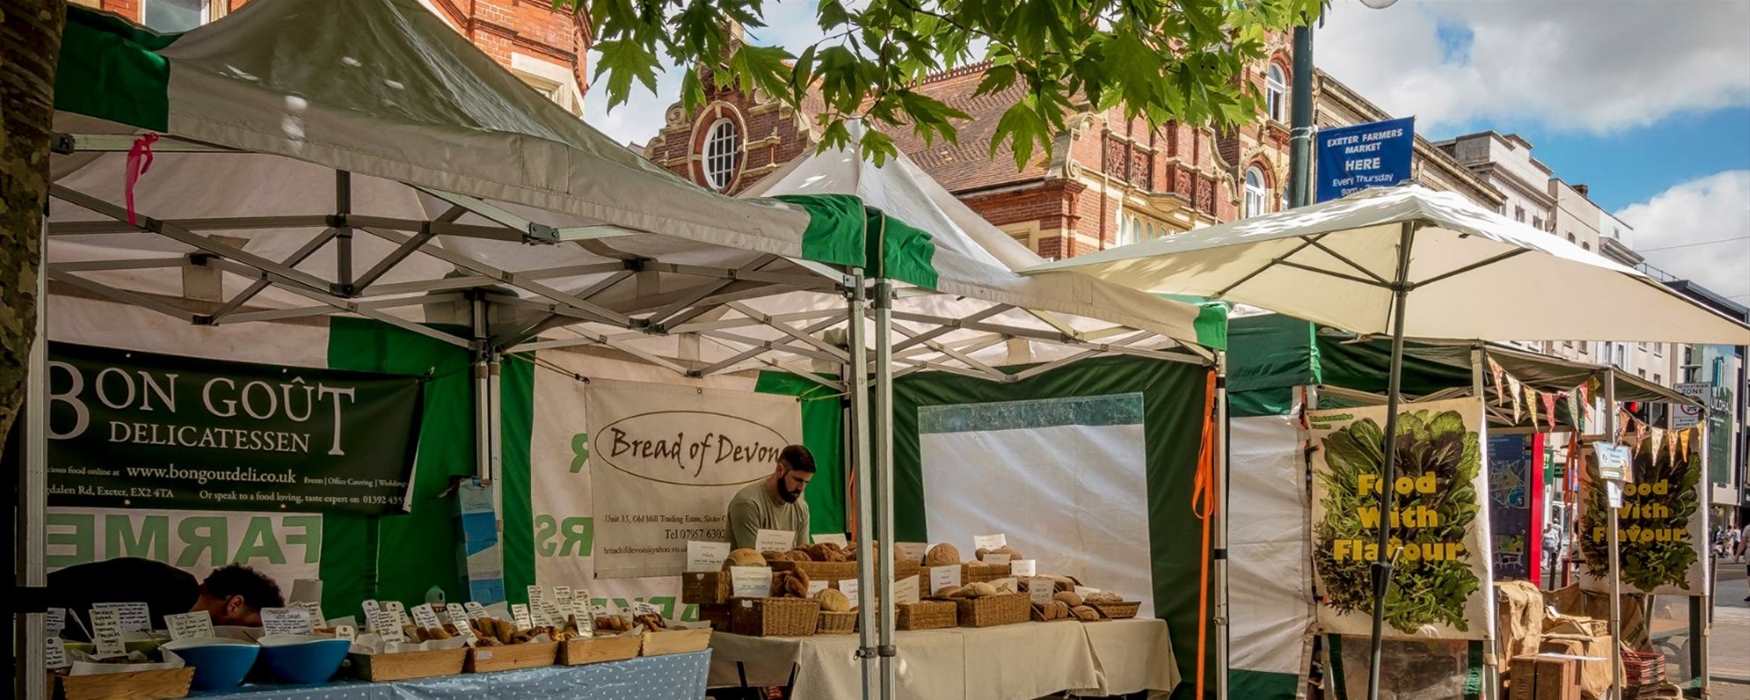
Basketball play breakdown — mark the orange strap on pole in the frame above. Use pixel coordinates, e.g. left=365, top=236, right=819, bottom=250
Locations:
left=1192, top=368, right=1219, bottom=699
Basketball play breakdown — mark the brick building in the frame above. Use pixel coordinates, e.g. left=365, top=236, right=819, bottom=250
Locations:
left=643, top=35, right=1299, bottom=261
left=71, top=0, right=591, bottom=115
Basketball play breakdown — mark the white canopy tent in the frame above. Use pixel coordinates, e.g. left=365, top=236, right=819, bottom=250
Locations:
left=1029, top=183, right=1750, bottom=700
left=26, top=3, right=1226, bottom=699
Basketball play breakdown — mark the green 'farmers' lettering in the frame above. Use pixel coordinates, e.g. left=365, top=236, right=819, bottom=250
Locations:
left=176, top=517, right=227, bottom=568
left=534, top=514, right=593, bottom=558
left=569, top=433, right=589, bottom=473
left=282, top=516, right=321, bottom=563
left=107, top=514, right=169, bottom=561
left=233, top=517, right=286, bottom=565
left=47, top=512, right=96, bottom=569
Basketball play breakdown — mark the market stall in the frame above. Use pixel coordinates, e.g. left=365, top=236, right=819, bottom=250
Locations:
left=1220, top=314, right=1709, bottom=700
left=23, top=4, right=1228, bottom=700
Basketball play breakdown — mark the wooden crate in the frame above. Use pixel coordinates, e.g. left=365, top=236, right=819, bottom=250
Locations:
left=681, top=571, right=729, bottom=605
left=54, top=668, right=193, bottom=700
left=558, top=635, right=642, bottom=666
left=464, top=641, right=557, bottom=673
left=1508, top=654, right=1580, bottom=700
left=698, top=603, right=733, bottom=631
left=350, top=647, right=467, bottom=682
left=641, top=628, right=713, bottom=656
left=730, top=598, right=820, bottom=637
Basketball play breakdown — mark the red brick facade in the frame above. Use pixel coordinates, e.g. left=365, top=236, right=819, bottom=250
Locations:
left=643, top=37, right=1295, bottom=261
left=89, top=0, right=589, bottom=113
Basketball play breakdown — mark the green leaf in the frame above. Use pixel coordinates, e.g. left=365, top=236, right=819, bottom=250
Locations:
left=591, top=38, right=661, bottom=110
left=819, top=0, right=851, bottom=29
left=991, top=99, right=1048, bottom=171
left=973, top=63, right=1018, bottom=98
left=680, top=67, right=706, bottom=114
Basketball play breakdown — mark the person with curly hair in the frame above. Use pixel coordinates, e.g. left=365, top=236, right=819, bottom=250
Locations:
left=48, top=558, right=285, bottom=640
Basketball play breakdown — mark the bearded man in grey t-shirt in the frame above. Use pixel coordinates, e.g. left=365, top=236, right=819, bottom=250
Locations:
left=726, top=444, right=815, bottom=550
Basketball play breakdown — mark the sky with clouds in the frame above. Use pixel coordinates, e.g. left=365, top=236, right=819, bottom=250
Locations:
left=583, top=1, right=1750, bottom=303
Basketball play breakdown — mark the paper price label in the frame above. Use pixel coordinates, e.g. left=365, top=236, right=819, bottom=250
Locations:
left=165, top=611, right=215, bottom=641
left=383, top=601, right=411, bottom=627
left=46, top=607, right=66, bottom=636
left=45, top=638, right=69, bottom=670
left=552, top=586, right=572, bottom=604
left=526, top=585, right=545, bottom=605
left=262, top=607, right=315, bottom=636
left=812, top=533, right=849, bottom=548
left=1606, top=480, right=1624, bottom=508
left=542, top=601, right=569, bottom=628
left=410, top=604, right=444, bottom=631
left=463, top=602, right=491, bottom=621
left=361, top=600, right=381, bottom=616
left=984, top=553, right=1011, bottom=566
left=807, top=580, right=829, bottom=596
left=92, top=602, right=151, bottom=634
left=634, top=601, right=662, bottom=617
left=1010, top=560, right=1036, bottom=577
left=892, top=576, right=920, bottom=605
left=368, top=610, right=405, bottom=643
left=292, top=601, right=325, bottom=628
left=334, top=625, right=356, bottom=642
left=1028, top=578, right=1054, bottom=606
left=730, top=566, right=775, bottom=599
left=894, top=542, right=929, bottom=564
left=839, top=579, right=859, bottom=603
left=989, top=577, right=1018, bottom=593
left=445, top=608, right=479, bottom=646
left=755, top=529, right=795, bottom=553
left=687, top=541, right=732, bottom=572
left=928, top=566, right=961, bottom=595
left=90, top=607, right=126, bottom=658
left=570, top=592, right=594, bottom=621
left=1073, top=586, right=1101, bottom=598
left=511, top=604, right=533, bottom=631
left=973, top=533, right=1007, bottom=550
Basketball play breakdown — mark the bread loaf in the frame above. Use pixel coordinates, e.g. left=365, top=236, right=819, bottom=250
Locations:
left=924, top=543, right=961, bottom=566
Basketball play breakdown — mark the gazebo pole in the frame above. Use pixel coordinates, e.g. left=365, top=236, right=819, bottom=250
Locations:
left=1214, top=350, right=1231, bottom=700
left=1604, top=370, right=1623, bottom=700
left=845, top=271, right=879, bottom=700
left=1365, top=222, right=1416, bottom=700
left=872, top=279, right=898, bottom=700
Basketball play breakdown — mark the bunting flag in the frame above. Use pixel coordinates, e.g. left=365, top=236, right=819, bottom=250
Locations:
left=1666, top=428, right=1679, bottom=465
left=1488, top=358, right=1506, bottom=405
left=1633, top=420, right=1647, bottom=453
left=1679, top=427, right=1692, bottom=458
left=1525, top=385, right=1541, bottom=429
left=1508, top=375, right=1524, bottom=423
left=1565, top=392, right=1581, bottom=433
left=1649, top=427, right=1665, bottom=465
left=1618, top=410, right=1633, bottom=442
left=1541, top=392, right=1559, bottom=431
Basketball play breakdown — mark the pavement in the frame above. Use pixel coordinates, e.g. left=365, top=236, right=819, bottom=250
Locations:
left=1711, top=557, right=1748, bottom=698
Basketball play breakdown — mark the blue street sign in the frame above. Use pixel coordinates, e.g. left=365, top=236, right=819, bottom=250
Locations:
left=1316, top=116, right=1415, bottom=202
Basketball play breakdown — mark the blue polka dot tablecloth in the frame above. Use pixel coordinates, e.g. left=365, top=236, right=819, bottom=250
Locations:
left=191, top=650, right=710, bottom=700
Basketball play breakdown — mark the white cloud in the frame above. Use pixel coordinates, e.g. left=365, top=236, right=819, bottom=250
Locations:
left=582, top=0, right=824, bottom=147
left=1315, top=1, right=1750, bottom=134
left=1616, top=170, right=1750, bottom=302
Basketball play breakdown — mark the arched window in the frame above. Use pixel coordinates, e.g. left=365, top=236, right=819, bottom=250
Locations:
left=1244, top=167, right=1268, bottom=218
left=702, top=118, right=740, bottom=191
left=1266, top=65, right=1287, bottom=123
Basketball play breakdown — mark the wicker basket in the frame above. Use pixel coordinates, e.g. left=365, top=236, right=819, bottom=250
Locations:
left=961, top=562, right=1010, bottom=584
left=730, top=598, right=820, bottom=637
left=1090, top=601, right=1141, bottom=620
left=682, top=571, right=730, bottom=605
left=956, top=593, right=1030, bottom=628
left=54, top=668, right=193, bottom=700
left=770, top=559, right=859, bottom=583
left=816, top=610, right=859, bottom=635
left=1622, top=648, right=1666, bottom=690
left=896, top=601, right=958, bottom=631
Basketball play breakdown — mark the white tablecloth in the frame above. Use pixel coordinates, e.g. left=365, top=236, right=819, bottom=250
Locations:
left=709, top=618, right=1176, bottom=699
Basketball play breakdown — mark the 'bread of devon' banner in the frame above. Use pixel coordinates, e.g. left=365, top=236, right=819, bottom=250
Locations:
left=45, top=343, right=423, bottom=515
left=587, top=379, right=801, bottom=579
left=1309, top=397, right=1492, bottom=640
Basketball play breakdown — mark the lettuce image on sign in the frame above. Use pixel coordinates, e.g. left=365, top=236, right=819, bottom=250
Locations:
left=586, top=380, right=801, bottom=579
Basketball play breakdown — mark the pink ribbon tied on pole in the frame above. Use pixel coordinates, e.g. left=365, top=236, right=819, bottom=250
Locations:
left=125, top=133, right=160, bottom=226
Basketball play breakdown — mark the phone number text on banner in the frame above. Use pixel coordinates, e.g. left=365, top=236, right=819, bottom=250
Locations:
left=44, top=343, right=424, bottom=515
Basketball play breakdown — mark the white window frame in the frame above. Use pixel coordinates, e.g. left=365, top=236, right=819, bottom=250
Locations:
left=142, top=0, right=211, bottom=33
left=702, top=118, right=741, bottom=192
left=1244, top=167, right=1268, bottom=218
left=1265, top=65, right=1287, bottom=123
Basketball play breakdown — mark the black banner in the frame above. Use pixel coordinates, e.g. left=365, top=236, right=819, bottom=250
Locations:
left=45, top=343, right=424, bottom=515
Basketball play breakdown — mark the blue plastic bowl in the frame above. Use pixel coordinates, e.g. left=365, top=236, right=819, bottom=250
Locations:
left=163, top=639, right=260, bottom=691
left=256, top=635, right=350, bottom=685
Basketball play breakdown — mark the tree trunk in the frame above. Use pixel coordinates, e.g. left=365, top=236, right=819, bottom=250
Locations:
left=0, top=0, right=66, bottom=443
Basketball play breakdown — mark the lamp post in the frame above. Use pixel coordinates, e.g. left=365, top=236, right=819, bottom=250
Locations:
left=1287, top=0, right=1398, bottom=209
